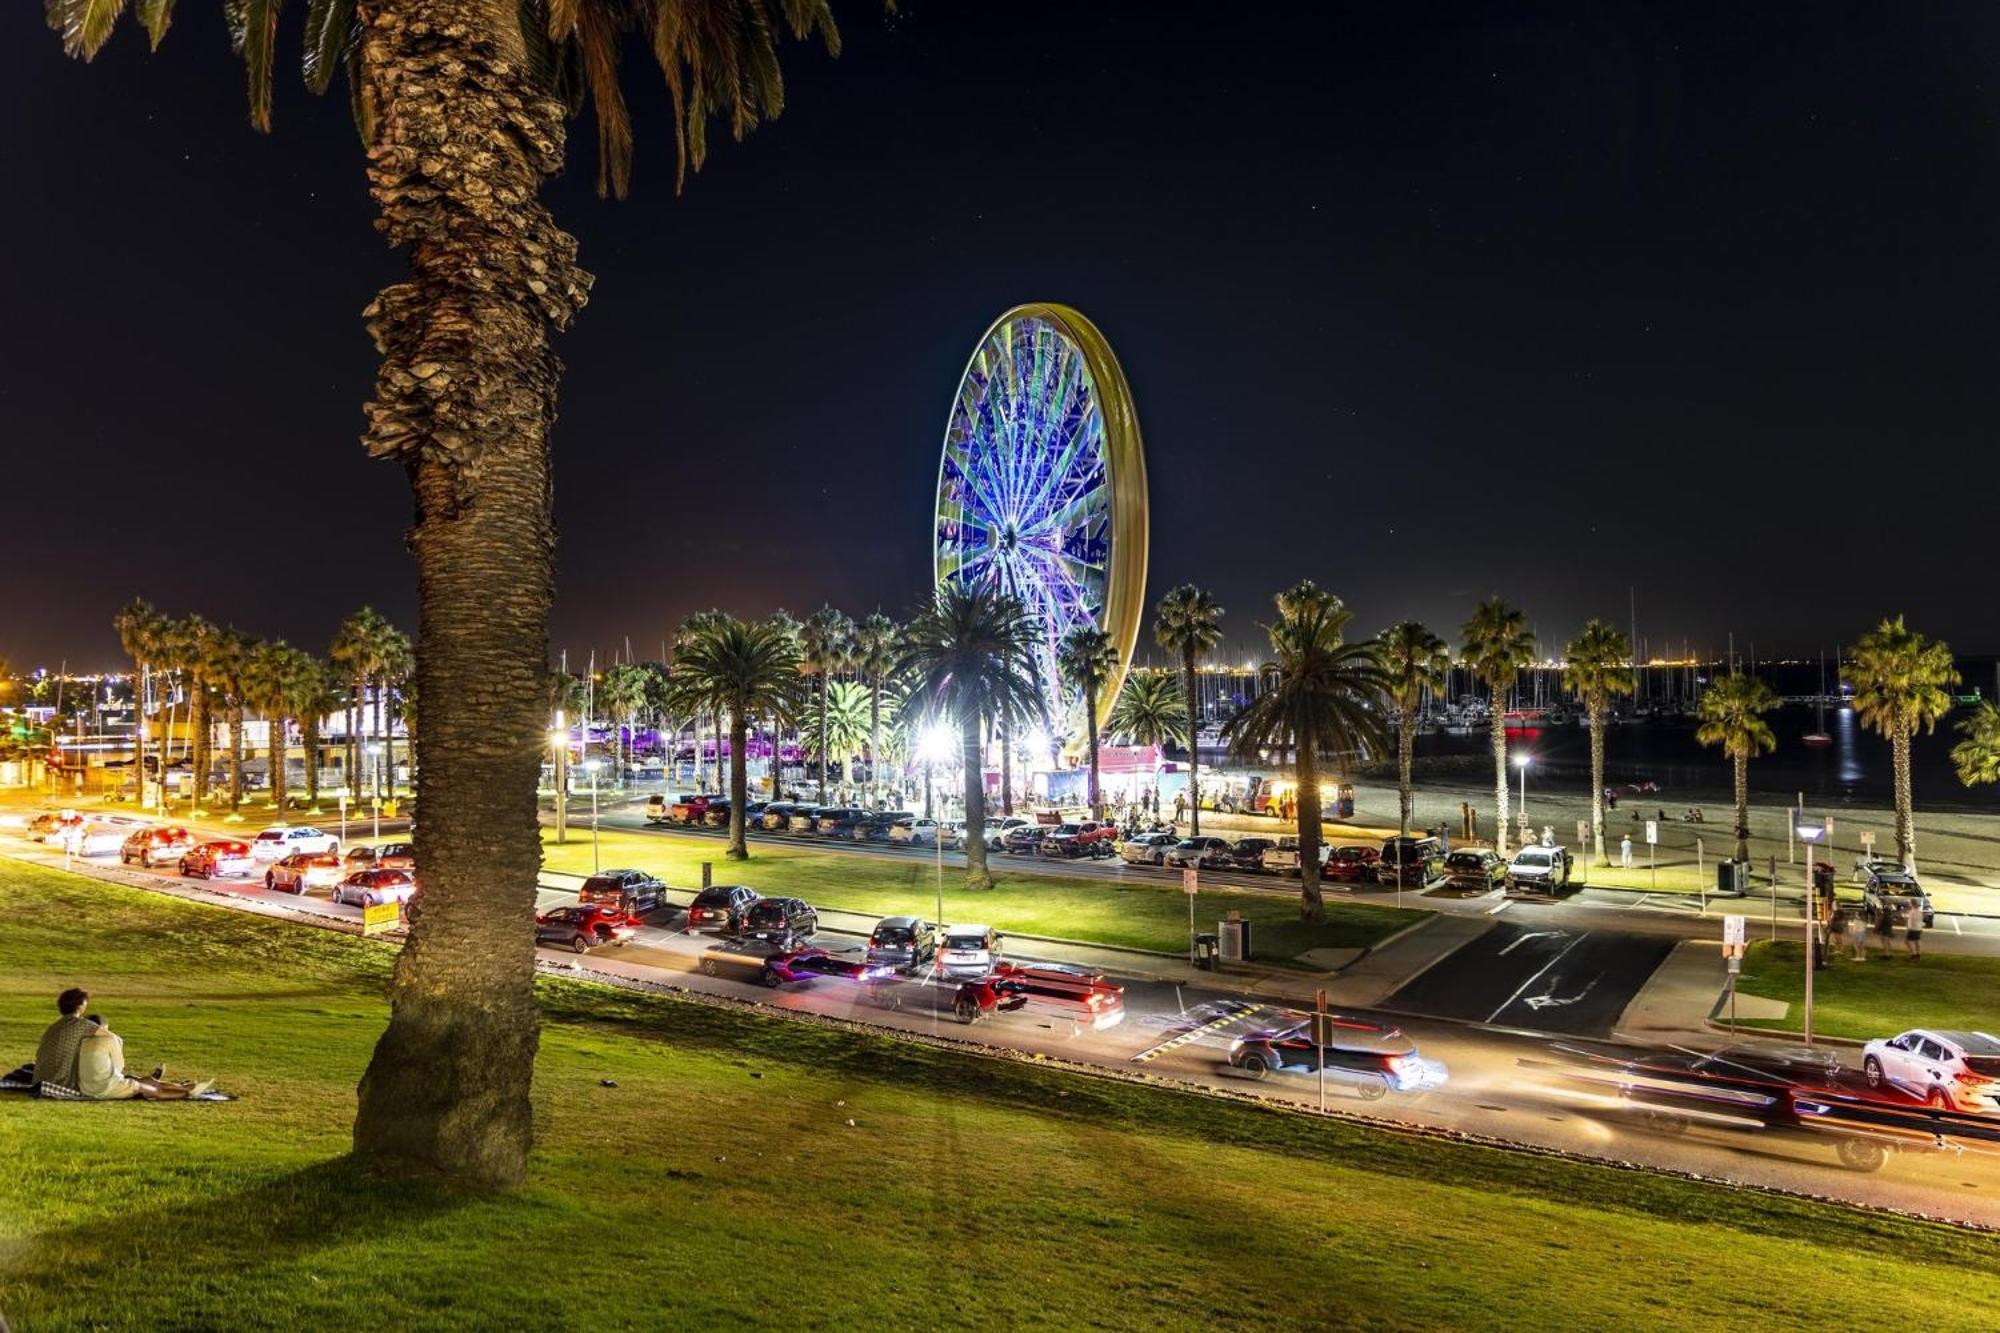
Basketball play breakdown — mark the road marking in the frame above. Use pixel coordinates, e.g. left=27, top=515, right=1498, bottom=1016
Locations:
left=1498, top=930, right=1564, bottom=955
left=1486, top=898, right=1513, bottom=915
left=1129, top=1005, right=1263, bottom=1064
left=1951, top=914, right=1963, bottom=936
left=1486, top=931, right=1589, bottom=1025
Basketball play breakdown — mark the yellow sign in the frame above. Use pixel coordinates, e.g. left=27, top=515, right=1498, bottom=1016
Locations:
left=361, top=900, right=403, bottom=936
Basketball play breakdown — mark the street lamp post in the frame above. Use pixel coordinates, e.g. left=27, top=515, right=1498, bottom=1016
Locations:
left=550, top=710, right=568, bottom=846
left=1798, top=820, right=1824, bottom=1045
left=583, top=759, right=602, bottom=873
left=1513, top=753, right=1532, bottom=845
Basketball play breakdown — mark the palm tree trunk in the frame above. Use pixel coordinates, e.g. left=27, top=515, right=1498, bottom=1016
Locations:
left=726, top=714, right=750, bottom=859
left=1396, top=701, right=1415, bottom=835
left=230, top=702, right=246, bottom=808
left=816, top=676, right=829, bottom=797
left=375, top=676, right=388, bottom=806
left=134, top=660, right=150, bottom=805
left=1085, top=683, right=1102, bottom=820
left=1733, top=751, right=1750, bottom=864
left=1893, top=729, right=1915, bottom=869
left=352, top=0, right=589, bottom=1189
left=868, top=680, right=882, bottom=809
left=1588, top=695, right=1607, bottom=864
left=961, top=709, right=992, bottom=891
left=304, top=712, right=322, bottom=808
left=714, top=710, right=724, bottom=796
left=1000, top=717, right=1013, bottom=816
left=270, top=712, right=290, bottom=811
left=1297, top=740, right=1324, bottom=923
left=191, top=684, right=211, bottom=808
left=1183, top=652, right=1201, bottom=837
left=348, top=679, right=362, bottom=802
left=1489, top=701, right=1510, bottom=856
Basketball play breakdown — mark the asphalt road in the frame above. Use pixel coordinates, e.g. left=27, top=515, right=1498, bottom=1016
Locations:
left=11, top=822, right=2000, bottom=1229
left=1381, top=923, right=1679, bottom=1037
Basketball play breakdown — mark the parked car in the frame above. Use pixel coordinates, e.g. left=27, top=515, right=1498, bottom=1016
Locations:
left=332, top=868, right=418, bottom=907
left=251, top=825, right=339, bottom=862
left=744, top=895, right=819, bottom=944
left=266, top=851, right=347, bottom=894
left=1118, top=832, right=1179, bottom=866
left=1224, top=837, right=1280, bottom=872
left=1322, top=845, right=1381, bottom=884
left=1228, top=1020, right=1449, bottom=1100
left=1504, top=844, right=1573, bottom=895
left=1441, top=848, right=1507, bottom=892
left=953, top=962, right=1125, bottom=1033
left=1374, top=836, right=1445, bottom=887
left=815, top=808, right=868, bottom=838
left=1165, top=836, right=1233, bottom=870
left=888, top=817, right=935, bottom=846
left=578, top=868, right=668, bottom=915
left=1259, top=836, right=1324, bottom=877
left=758, top=802, right=799, bottom=831
left=983, top=816, right=1032, bottom=850
left=701, top=800, right=734, bottom=828
left=1002, top=825, right=1050, bottom=856
left=686, top=884, right=761, bottom=933
left=535, top=903, right=640, bottom=953
left=179, top=839, right=255, bottom=879
left=643, top=794, right=672, bottom=825
left=1863, top=1029, right=2000, bottom=1113
left=120, top=825, right=194, bottom=868
left=1857, top=861, right=1933, bottom=928
left=66, top=824, right=129, bottom=858
left=866, top=916, right=939, bottom=973
left=1038, top=822, right=1115, bottom=859
left=787, top=806, right=826, bottom=834
left=671, top=794, right=720, bottom=825
left=938, top=924, right=1002, bottom=979
left=346, top=841, right=416, bottom=872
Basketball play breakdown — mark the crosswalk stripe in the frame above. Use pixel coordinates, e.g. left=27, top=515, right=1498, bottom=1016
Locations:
left=1130, top=1005, right=1264, bottom=1064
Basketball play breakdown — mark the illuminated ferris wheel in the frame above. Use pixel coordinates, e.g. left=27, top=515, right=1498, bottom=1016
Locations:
left=933, top=304, right=1149, bottom=733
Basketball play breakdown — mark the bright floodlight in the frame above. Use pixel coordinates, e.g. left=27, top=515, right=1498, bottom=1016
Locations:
left=920, top=722, right=956, bottom=764
left=1513, top=754, right=1532, bottom=769
left=1797, top=822, right=1822, bottom=842
left=582, top=759, right=603, bottom=773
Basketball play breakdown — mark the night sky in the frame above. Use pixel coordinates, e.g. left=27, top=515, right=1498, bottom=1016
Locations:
left=6, top=1, right=1996, bottom=671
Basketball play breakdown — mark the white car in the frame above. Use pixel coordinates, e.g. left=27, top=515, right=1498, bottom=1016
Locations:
left=982, top=816, right=1031, bottom=850
left=65, top=824, right=130, bottom=858
left=1165, top=836, right=1233, bottom=869
left=1862, top=1029, right=2000, bottom=1113
left=1118, top=832, right=1178, bottom=866
left=251, top=825, right=339, bottom=862
left=887, top=818, right=932, bottom=845
left=939, top=924, right=1002, bottom=979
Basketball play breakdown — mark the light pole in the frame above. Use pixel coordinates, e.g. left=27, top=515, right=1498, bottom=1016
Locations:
left=583, top=759, right=603, bottom=873
left=1513, top=753, right=1532, bottom=844
left=550, top=710, right=568, bottom=846
left=1798, top=820, right=1824, bottom=1044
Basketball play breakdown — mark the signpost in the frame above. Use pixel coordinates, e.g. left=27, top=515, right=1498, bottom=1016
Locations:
left=1696, top=837, right=1706, bottom=914
left=338, top=793, right=348, bottom=846
left=1722, top=914, right=1747, bottom=1031
left=1645, top=819, right=1658, bottom=891
left=1313, top=988, right=1330, bottom=1113
left=1183, top=866, right=1199, bottom=962
left=361, top=900, right=401, bottom=937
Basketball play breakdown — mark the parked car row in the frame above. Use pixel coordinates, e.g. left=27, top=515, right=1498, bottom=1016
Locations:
left=642, top=794, right=969, bottom=849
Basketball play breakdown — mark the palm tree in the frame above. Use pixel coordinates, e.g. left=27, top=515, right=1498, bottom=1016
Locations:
left=375, top=622, right=414, bottom=800
left=675, top=610, right=730, bottom=788
left=800, top=608, right=854, bottom=798
left=331, top=608, right=389, bottom=803
left=1154, top=585, right=1223, bottom=834
left=53, top=0, right=869, bottom=1188
left=1696, top=672, right=1780, bottom=864
left=803, top=681, right=871, bottom=789
left=1224, top=582, right=1388, bottom=922
left=1849, top=617, right=1958, bottom=870
left=1460, top=598, right=1535, bottom=856
left=598, top=661, right=650, bottom=785
left=898, top=585, right=1041, bottom=891
left=296, top=654, right=343, bottom=812
left=670, top=617, right=803, bottom=858
left=1952, top=701, right=2000, bottom=790
left=173, top=615, right=220, bottom=811
left=852, top=612, right=899, bottom=807
left=114, top=599, right=166, bottom=802
left=209, top=630, right=257, bottom=812
left=242, top=641, right=293, bottom=811
left=1106, top=670, right=1188, bottom=815
left=1562, top=620, right=1635, bottom=865
left=1377, top=621, right=1450, bottom=836
left=1058, top=626, right=1120, bottom=820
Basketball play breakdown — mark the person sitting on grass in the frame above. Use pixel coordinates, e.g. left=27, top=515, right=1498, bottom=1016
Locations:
left=33, top=988, right=210, bottom=1100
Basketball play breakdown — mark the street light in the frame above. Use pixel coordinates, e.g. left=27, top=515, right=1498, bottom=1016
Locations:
left=1797, top=820, right=1824, bottom=1045
left=365, top=743, right=385, bottom=838
left=1513, top=753, right=1532, bottom=844
left=583, top=758, right=603, bottom=873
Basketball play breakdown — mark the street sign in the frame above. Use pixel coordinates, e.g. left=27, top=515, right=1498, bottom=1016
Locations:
left=360, top=900, right=401, bottom=936
left=1861, top=830, right=1875, bottom=853
left=1309, top=1013, right=1341, bottom=1045
left=1182, top=867, right=1198, bottom=896
left=1645, top=820, right=1658, bottom=845
left=1723, top=914, right=1746, bottom=947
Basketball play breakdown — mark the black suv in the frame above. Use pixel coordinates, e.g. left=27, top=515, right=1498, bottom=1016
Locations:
left=1226, top=837, right=1279, bottom=872
left=866, top=916, right=939, bottom=973
left=1374, top=836, right=1445, bottom=887
left=578, top=867, right=668, bottom=914
left=745, top=895, right=820, bottom=944
left=686, top=884, right=760, bottom=933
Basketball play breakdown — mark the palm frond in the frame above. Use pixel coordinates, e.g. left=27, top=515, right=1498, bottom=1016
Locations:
left=55, top=0, right=127, bottom=60
left=301, top=0, right=351, bottom=95
left=135, top=0, right=175, bottom=49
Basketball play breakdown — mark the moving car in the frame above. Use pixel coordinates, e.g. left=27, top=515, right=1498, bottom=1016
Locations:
left=1227, top=1019, right=1448, bottom=1099
left=744, top=895, right=819, bottom=944
left=1118, top=832, right=1178, bottom=866
left=252, top=825, right=339, bottom=862
left=953, top=962, right=1125, bottom=1033
left=815, top=808, right=867, bottom=837
left=179, top=839, right=255, bottom=879
left=888, top=817, right=938, bottom=846
left=643, top=794, right=672, bottom=825
left=1857, top=860, right=1933, bottom=929
left=1165, top=836, right=1233, bottom=870
left=786, top=807, right=825, bottom=834
left=346, top=841, right=416, bottom=872
left=267, top=851, right=348, bottom=894
left=332, top=868, right=417, bottom=907
left=1260, top=837, right=1326, bottom=877
left=67, top=824, right=132, bottom=858
left=685, top=884, right=760, bottom=933
left=1504, top=844, right=1573, bottom=895
left=578, top=868, right=668, bottom=915
left=700, top=800, right=733, bottom=828
left=535, top=903, right=640, bottom=953
left=1441, top=848, right=1507, bottom=892
left=670, top=794, right=721, bottom=825
left=865, top=916, right=939, bottom=973
left=1863, top=1030, right=2000, bottom=1112
left=698, top=938, right=893, bottom=988
left=28, top=812, right=85, bottom=843
left=938, top=924, right=1002, bottom=979
left=1374, top=836, right=1444, bottom=887
left=849, top=812, right=909, bottom=842
left=120, top=825, right=194, bottom=868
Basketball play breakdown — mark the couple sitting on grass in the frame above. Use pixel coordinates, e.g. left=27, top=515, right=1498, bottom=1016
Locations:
left=28, top=988, right=214, bottom=1101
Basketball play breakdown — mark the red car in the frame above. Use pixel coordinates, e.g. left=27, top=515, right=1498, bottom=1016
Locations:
left=120, top=825, right=195, bottom=868
left=1322, top=846, right=1381, bottom=883
left=671, top=794, right=721, bottom=824
left=179, top=839, right=255, bottom=879
left=535, top=903, right=641, bottom=953
left=953, top=962, right=1125, bottom=1033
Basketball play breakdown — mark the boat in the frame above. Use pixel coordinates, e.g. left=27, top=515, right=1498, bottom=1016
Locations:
left=1803, top=651, right=1832, bottom=747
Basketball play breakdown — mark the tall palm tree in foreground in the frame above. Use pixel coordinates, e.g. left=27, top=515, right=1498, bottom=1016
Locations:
left=1696, top=672, right=1779, bottom=865
left=1952, top=701, right=2000, bottom=791
left=1377, top=621, right=1449, bottom=836
left=1849, top=617, right=1957, bottom=870
left=1058, top=626, right=1120, bottom=820
left=1155, top=584, right=1222, bottom=834
left=852, top=612, right=899, bottom=806
left=898, top=585, right=1041, bottom=892
left=47, top=0, right=857, bottom=1186
left=1225, top=583, right=1388, bottom=922
left=1563, top=620, right=1634, bottom=865
left=671, top=617, right=802, bottom=858
left=1107, top=670, right=1189, bottom=816
left=172, top=615, right=219, bottom=811
left=1461, top=598, right=1534, bottom=856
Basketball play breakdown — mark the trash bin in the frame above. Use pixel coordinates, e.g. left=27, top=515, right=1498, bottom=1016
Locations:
left=1218, top=918, right=1254, bottom=963
left=1335, top=783, right=1355, bottom=818
left=1717, top=859, right=1748, bottom=896
left=1193, top=932, right=1219, bottom=970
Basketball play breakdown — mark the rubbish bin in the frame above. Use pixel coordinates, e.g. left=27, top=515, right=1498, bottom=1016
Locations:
left=1717, top=859, right=1748, bottom=897
left=1192, top=932, right=1219, bottom=970
left=1218, top=919, right=1254, bottom=963
left=1335, top=783, right=1355, bottom=819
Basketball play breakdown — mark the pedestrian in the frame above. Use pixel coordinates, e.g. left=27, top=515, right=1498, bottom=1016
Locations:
left=1903, top=899, right=1924, bottom=960
left=1847, top=907, right=1868, bottom=961
left=1874, top=904, right=1894, bottom=953
left=1619, top=835, right=1633, bottom=868
left=1828, top=907, right=1848, bottom=962
left=1174, top=792, right=1186, bottom=824
left=1540, top=825, right=1554, bottom=848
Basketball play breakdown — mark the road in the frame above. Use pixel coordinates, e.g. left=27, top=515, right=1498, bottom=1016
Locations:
left=9, top=811, right=2000, bottom=1229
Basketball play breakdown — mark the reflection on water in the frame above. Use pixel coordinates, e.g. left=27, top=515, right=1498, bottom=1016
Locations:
left=1835, top=706, right=1863, bottom=786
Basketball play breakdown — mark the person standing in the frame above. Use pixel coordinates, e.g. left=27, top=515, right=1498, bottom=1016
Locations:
left=1619, top=835, right=1633, bottom=868
left=1903, top=899, right=1925, bottom=960
left=1848, top=907, right=1868, bottom=961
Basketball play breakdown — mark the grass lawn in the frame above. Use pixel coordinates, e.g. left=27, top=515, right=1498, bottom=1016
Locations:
left=539, top=827, right=1424, bottom=962
left=6, top=868, right=2000, bottom=1328
left=1730, top=939, right=2000, bottom=1042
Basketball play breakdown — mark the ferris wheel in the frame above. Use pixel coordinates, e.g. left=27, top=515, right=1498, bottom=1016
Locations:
left=933, top=304, right=1149, bottom=735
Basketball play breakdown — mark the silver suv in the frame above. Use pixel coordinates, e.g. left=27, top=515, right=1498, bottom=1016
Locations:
left=1862, top=1029, right=2000, bottom=1113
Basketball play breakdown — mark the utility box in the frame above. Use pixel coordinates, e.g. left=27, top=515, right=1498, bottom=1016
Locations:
left=1717, top=859, right=1748, bottom=897
left=1218, top=915, right=1253, bottom=962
